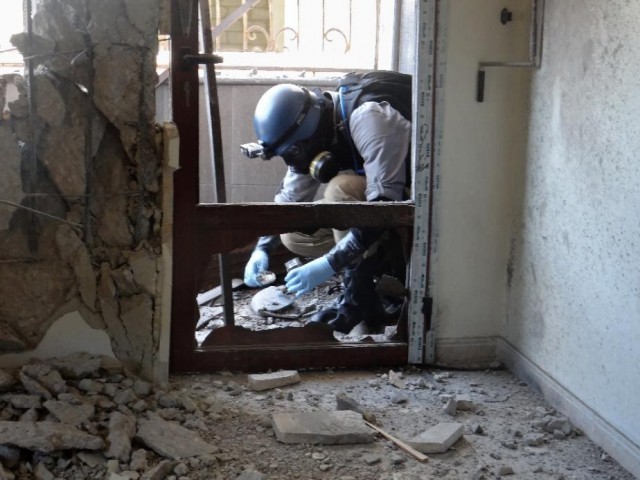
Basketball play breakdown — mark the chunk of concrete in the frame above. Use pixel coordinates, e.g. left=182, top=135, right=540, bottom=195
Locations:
left=544, top=417, right=571, bottom=435
left=388, top=370, right=406, bottom=389
left=335, top=392, right=377, bottom=424
left=456, top=394, right=476, bottom=411
left=248, top=370, right=300, bottom=392
left=135, top=417, right=217, bottom=459
left=43, top=400, right=95, bottom=426
left=0, top=421, right=104, bottom=452
left=443, top=396, right=458, bottom=416
left=272, top=411, right=374, bottom=445
left=407, top=422, right=464, bottom=454
left=524, top=432, right=545, bottom=446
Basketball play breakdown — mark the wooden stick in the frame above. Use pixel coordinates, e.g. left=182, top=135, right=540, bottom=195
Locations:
left=365, top=421, right=429, bottom=463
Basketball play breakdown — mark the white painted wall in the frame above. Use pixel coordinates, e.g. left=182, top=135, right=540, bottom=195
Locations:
left=502, top=0, right=640, bottom=476
left=433, top=0, right=531, bottom=364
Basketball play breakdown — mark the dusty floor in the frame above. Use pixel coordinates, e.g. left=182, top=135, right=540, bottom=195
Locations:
left=0, top=354, right=634, bottom=479
left=170, top=366, right=635, bottom=480
left=190, top=280, right=635, bottom=479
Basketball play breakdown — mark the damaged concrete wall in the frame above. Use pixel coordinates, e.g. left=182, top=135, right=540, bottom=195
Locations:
left=0, top=0, right=166, bottom=381
left=501, top=0, right=640, bottom=476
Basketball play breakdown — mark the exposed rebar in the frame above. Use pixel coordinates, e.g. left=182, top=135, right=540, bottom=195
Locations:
left=81, top=9, right=95, bottom=246
left=0, top=199, right=82, bottom=229
left=23, top=0, right=38, bottom=251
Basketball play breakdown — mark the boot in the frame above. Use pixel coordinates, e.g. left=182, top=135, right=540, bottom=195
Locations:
left=305, top=269, right=363, bottom=334
left=326, top=268, right=363, bottom=333
left=305, top=296, right=341, bottom=326
left=329, top=261, right=387, bottom=333
left=307, top=230, right=407, bottom=334
left=330, top=233, right=407, bottom=334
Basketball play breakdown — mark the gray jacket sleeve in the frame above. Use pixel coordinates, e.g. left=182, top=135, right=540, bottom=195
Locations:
left=323, top=102, right=411, bottom=272
left=254, top=168, right=322, bottom=254
left=275, top=167, right=321, bottom=203
left=349, top=101, right=412, bottom=202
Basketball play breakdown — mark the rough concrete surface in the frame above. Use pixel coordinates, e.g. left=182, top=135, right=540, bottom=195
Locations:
left=407, top=422, right=464, bottom=454
left=248, top=370, right=301, bottom=392
left=169, top=368, right=635, bottom=480
left=0, top=355, right=635, bottom=479
left=272, top=410, right=374, bottom=445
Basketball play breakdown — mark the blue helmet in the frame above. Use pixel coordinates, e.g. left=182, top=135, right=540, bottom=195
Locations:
left=253, top=84, right=325, bottom=162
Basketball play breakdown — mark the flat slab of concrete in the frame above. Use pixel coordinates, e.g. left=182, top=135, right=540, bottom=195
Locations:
left=272, top=410, right=375, bottom=445
left=248, top=370, right=300, bottom=391
left=407, top=422, right=464, bottom=454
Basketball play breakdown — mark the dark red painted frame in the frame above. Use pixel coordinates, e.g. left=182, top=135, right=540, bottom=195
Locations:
left=168, top=0, right=414, bottom=374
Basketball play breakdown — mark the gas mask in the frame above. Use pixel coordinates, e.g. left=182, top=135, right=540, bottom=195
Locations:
left=309, top=151, right=340, bottom=183
left=241, top=84, right=343, bottom=182
left=281, top=137, right=340, bottom=183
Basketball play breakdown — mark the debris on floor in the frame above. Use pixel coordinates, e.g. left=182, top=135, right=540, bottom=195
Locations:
left=0, top=355, right=635, bottom=479
left=170, top=367, right=635, bottom=480
left=271, top=410, right=374, bottom=445
left=195, top=278, right=400, bottom=346
left=249, top=286, right=296, bottom=316
left=406, top=422, right=464, bottom=454
left=197, top=280, right=244, bottom=307
left=363, top=420, right=429, bottom=463
left=248, top=370, right=301, bottom=392
left=335, top=392, right=378, bottom=424
left=0, top=353, right=219, bottom=479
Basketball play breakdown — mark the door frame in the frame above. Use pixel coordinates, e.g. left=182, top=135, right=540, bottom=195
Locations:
left=168, top=0, right=441, bottom=374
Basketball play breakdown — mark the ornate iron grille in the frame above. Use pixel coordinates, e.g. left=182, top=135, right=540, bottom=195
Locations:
left=207, top=0, right=390, bottom=70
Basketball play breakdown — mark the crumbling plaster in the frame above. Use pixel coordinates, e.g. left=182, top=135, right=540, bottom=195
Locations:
left=0, top=0, right=167, bottom=381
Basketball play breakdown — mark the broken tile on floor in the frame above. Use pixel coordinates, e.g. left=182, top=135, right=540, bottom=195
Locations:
left=248, top=370, right=301, bottom=391
left=407, top=422, right=464, bottom=454
left=272, top=410, right=375, bottom=445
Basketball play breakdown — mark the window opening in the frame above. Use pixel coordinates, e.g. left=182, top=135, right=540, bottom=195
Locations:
left=158, top=0, right=400, bottom=76
left=192, top=0, right=413, bottom=348
left=0, top=1, right=25, bottom=77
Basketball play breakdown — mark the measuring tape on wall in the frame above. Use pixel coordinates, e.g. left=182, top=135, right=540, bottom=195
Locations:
left=407, top=0, right=447, bottom=364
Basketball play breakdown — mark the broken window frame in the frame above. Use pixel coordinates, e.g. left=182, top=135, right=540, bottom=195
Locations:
left=169, top=0, right=424, bottom=373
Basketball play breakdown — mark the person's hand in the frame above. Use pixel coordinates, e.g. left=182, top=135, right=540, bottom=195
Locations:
left=285, top=257, right=335, bottom=297
left=244, top=250, right=269, bottom=287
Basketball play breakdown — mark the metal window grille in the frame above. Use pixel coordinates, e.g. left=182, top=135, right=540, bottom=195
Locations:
left=204, top=0, right=397, bottom=71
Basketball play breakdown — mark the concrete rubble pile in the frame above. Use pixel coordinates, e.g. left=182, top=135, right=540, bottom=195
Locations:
left=0, top=357, right=615, bottom=479
left=0, top=353, right=219, bottom=480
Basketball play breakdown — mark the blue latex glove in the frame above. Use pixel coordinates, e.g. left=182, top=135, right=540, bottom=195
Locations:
left=285, top=256, right=335, bottom=297
left=244, top=249, right=269, bottom=287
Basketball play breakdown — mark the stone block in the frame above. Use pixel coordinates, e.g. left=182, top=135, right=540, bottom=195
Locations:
left=443, top=396, right=458, bottom=416
left=135, top=417, right=216, bottom=459
left=0, top=421, right=104, bottom=452
left=335, top=393, right=377, bottom=424
left=524, top=432, right=545, bottom=446
left=248, top=370, right=300, bottom=392
left=456, top=395, right=476, bottom=411
left=272, top=411, right=374, bottom=445
left=407, top=422, right=464, bottom=454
